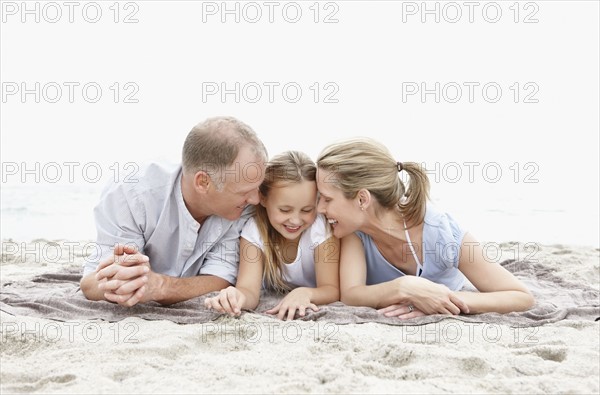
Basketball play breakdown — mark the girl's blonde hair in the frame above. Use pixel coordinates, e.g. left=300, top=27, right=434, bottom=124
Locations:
left=317, top=138, right=430, bottom=227
left=255, top=151, right=317, bottom=293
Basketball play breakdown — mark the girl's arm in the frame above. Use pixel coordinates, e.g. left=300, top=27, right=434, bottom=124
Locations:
left=305, top=235, right=341, bottom=304
left=266, top=236, right=341, bottom=320
left=340, top=233, right=469, bottom=314
left=455, top=233, right=535, bottom=314
left=204, top=237, right=263, bottom=315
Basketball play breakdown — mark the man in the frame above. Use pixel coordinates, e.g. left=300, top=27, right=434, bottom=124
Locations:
left=80, top=116, right=268, bottom=307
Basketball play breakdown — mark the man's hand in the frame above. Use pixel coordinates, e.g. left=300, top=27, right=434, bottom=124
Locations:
left=95, top=244, right=153, bottom=307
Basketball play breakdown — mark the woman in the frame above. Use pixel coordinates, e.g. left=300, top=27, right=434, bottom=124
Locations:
left=316, top=137, right=534, bottom=318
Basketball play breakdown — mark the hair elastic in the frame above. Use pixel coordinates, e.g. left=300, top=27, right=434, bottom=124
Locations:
left=397, top=162, right=403, bottom=172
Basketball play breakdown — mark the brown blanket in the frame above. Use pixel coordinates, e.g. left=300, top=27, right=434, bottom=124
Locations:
left=1, top=259, right=598, bottom=326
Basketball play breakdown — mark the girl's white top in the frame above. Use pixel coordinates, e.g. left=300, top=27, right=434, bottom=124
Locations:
left=240, top=214, right=329, bottom=288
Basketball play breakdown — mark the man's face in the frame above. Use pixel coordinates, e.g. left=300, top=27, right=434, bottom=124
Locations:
left=210, top=147, right=266, bottom=221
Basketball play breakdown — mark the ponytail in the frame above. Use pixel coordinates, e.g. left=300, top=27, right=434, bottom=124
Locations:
left=398, top=162, right=430, bottom=227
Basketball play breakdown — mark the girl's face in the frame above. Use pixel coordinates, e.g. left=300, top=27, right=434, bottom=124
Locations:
left=316, top=168, right=362, bottom=239
left=261, top=180, right=318, bottom=241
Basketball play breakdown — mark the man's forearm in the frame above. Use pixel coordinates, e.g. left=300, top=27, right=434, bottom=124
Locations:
left=151, top=274, right=231, bottom=305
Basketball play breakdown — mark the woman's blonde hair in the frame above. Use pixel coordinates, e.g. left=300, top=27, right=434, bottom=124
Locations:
left=317, top=138, right=430, bottom=226
left=255, top=151, right=317, bottom=293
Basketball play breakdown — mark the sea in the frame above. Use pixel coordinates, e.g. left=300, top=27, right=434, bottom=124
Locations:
left=2, top=175, right=598, bottom=248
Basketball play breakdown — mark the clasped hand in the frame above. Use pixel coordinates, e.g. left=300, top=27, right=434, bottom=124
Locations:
left=95, top=244, right=152, bottom=307
left=378, top=276, right=469, bottom=319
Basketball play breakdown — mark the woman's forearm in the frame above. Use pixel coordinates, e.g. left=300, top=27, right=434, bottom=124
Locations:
left=455, top=290, right=535, bottom=314
left=343, top=276, right=470, bottom=315
left=341, top=280, right=406, bottom=309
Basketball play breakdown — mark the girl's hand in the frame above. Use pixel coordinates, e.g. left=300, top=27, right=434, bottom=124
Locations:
left=266, top=288, right=319, bottom=320
left=204, top=286, right=246, bottom=316
left=377, top=304, right=426, bottom=320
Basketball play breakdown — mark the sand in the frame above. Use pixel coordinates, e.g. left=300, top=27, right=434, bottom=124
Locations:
left=1, top=240, right=599, bottom=394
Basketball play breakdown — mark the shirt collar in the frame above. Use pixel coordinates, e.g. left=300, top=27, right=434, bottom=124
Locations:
left=175, top=168, right=201, bottom=232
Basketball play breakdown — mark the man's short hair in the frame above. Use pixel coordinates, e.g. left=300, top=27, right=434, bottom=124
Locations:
left=182, top=116, right=268, bottom=189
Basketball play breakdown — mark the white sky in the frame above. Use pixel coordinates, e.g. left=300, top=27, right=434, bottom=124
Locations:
left=1, top=1, right=599, bottom=246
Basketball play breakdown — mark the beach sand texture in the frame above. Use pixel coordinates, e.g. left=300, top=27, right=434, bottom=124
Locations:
left=1, top=240, right=598, bottom=394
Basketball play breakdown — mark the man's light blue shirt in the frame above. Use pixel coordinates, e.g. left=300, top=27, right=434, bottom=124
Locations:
left=83, top=162, right=251, bottom=284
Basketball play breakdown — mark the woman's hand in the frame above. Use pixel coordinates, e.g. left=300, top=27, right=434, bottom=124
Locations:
left=266, top=288, right=319, bottom=320
left=204, top=286, right=246, bottom=317
left=394, top=276, right=469, bottom=315
left=378, top=303, right=426, bottom=320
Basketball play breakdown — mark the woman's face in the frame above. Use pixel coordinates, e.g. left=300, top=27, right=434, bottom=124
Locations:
left=316, top=168, right=362, bottom=239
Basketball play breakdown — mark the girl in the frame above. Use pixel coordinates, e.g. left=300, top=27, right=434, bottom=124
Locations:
left=316, top=138, right=534, bottom=319
left=204, top=151, right=340, bottom=320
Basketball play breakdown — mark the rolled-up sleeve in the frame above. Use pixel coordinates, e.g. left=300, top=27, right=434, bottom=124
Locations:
left=197, top=208, right=253, bottom=284
left=198, top=222, right=241, bottom=284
